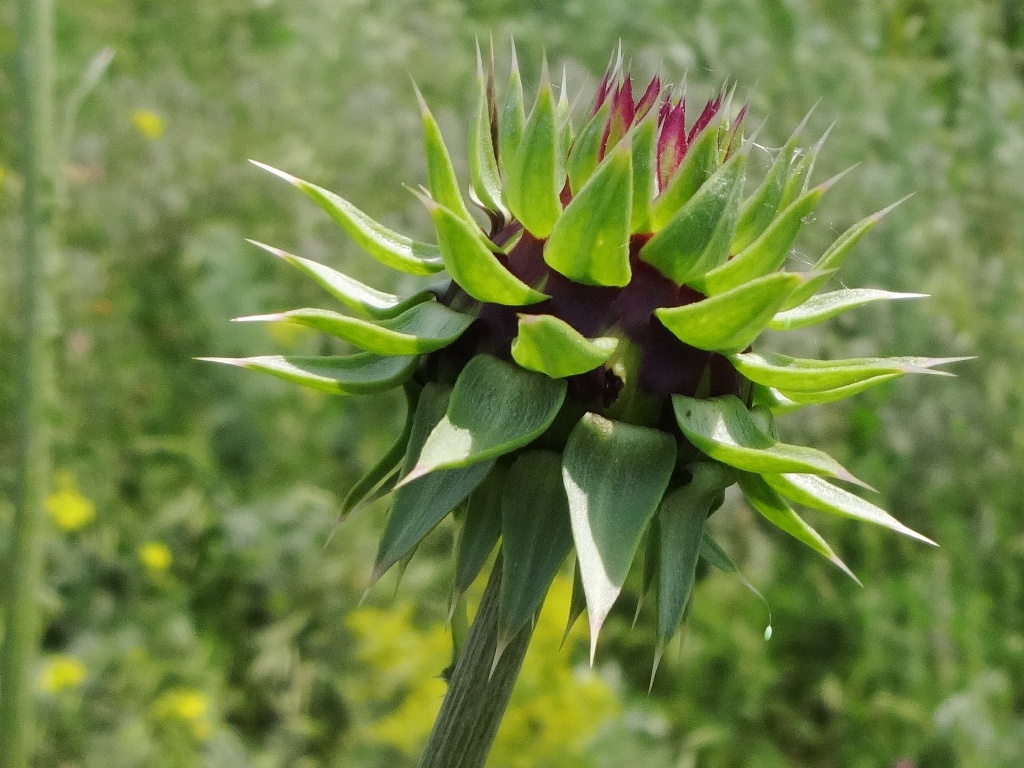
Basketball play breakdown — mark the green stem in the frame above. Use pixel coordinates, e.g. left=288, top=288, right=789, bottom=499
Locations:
left=1, top=0, right=55, bottom=765
left=417, top=559, right=534, bottom=768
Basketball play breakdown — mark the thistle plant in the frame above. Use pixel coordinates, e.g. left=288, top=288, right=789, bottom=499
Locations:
left=204, top=45, right=965, bottom=767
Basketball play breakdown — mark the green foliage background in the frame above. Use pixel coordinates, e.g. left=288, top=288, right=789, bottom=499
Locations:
left=1, top=0, right=1022, bottom=766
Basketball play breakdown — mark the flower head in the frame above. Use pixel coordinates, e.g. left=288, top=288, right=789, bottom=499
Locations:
left=204, top=44, right=965, bottom=665
left=139, top=541, right=173, bottom=573
left=153, top=688, right=211, bottom=740
left=39, top=655, right=87, bottom=693
left=46, top=471, right=95, bottom=532
left=132, top=109, right=165, bottom=140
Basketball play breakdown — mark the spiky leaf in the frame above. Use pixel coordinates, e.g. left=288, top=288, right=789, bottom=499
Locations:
left=699, top=534, right=738, bottom=573
left=563, top=559, right=588, bottom=644
left=199, top=353, right=417, bottom=396
left=499, top=451, right=574, bottom=644
left=248, top=241, right=432, bottom=320
left=779, top=123, right=832, bottom=209
left=251, top=161, right=444, bottom=275
left=341, top=388, right=416, bottom=517
left=468, top=43, right=507, bottom=218
left=505, top=62, right=561, bottom=238
left=404, top=354, right=566, bottom=483
left=751, top=385, right=804, bottom=413
left=640, top=149, right=746, bottom=284
left=780, top=196, right=911, bottom=310
left=417, top=87, right=476, bottom=224
left=511, top=314, right=618, bottom=378
left=774, top=375, right=902, bottom=404
left=694, top=170, right=846, bottom=295
left=651, top=122, right=720, bottom=230
left=499, top=42, right=526, bottom=176
left=730, top=108, right=816, bottom=251
left=630, top=113, right=658, bottom=233
left=732, top=148, right=795, bottom=252
left=545, top=141, right=633, bottom=286
left=555, top=66, right=574, bottom=189
left=418, top=191, right=547, bottom=306
left=374, top=383, right=493, bottom=580
left=763, top=473, right=937, bottom=545
left=635, top=519, right=660, bottom=627
left=655, top=273, right=803, bottom=354
left=699, top=533, right=773, bottom=639
left=729, top=351, right=965, bottom=393
left=562, top=413, right=676, bottom=660
left=672, top=395, right=866, bottom=485
left=737, top=472, right=858, bottom=581
left=452, top=465, right=505, bottom=603
left=567, top=101, right=612, bottom=194
left=769, top=289, right=927, bottom=330
left=657, top=463, right=732, bottom=649
left=236, top=301, right=473, bottom=356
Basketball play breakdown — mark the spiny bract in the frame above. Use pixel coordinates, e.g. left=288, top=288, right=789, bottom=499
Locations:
left=204, top=44, right=966, bottom=669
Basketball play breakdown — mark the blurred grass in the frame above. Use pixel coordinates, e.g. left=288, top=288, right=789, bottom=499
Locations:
left=1, top=0, right=1023, bottom=766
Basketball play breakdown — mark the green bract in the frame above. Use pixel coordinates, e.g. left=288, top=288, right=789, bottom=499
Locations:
left=206, top=45, right=966, bottom=673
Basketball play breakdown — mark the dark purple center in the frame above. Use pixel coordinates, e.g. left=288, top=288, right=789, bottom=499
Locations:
left=427, top=230, right=749, bottom=420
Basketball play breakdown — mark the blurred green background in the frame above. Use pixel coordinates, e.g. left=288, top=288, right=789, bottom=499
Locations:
left=2, top=0, right=1023, bottom=766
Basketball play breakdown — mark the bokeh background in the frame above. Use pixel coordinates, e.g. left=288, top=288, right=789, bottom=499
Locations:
left=2, top=0, right=1023, bottom=766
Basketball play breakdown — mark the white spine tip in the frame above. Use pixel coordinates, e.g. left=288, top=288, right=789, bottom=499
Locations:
left=232, top=313, right=285, bottom=323
left=245, top=239, right=286, bottom=258
left=250, top=160, right=299, bottom=186
left=194, top=356, right=247, bottom=368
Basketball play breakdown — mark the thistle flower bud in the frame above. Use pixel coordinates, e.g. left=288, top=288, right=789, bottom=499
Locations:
left=204, top=44, right=966, bottom=665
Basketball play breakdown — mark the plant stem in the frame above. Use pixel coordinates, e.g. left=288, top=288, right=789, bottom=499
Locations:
left=417, top=559, right=534, bottom=768
left=1, top=0, right=55, bottom=765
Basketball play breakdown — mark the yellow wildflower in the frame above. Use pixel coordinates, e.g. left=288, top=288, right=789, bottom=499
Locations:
left=45, top=471, right=95, bottom=532
left=155, top=688, right=207, bottom=720
left=153, top=688, right=210, bottom=739
left=132, top=109, right=165, bottom=140
left=345, top=575, right=619, bottom=764
left=367, top=676, right=448, bottom=755
left=39, top=656, right=87, bottom=693
left=490, top=575, right=619, bottom=768
left=139, top=541, right=173, bottom=573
